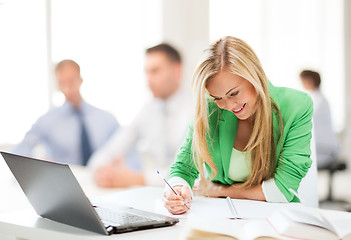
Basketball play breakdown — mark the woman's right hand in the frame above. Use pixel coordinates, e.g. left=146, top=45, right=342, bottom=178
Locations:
left=163, top=185, right=192, bottom=215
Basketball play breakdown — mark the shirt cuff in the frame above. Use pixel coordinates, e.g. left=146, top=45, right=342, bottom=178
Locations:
left=168, top=177, right=194, bottom=198
left=262, top=178, right=288, bottom=203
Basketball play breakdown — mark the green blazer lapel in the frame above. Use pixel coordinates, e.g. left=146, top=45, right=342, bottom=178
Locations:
left=219, top=109, right=237, bottom=182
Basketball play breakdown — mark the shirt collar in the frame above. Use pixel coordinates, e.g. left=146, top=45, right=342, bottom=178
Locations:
left=62, top=100, right=89, bottom=115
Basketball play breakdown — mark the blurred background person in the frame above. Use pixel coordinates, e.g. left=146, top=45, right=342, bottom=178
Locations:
left=300, top=70, right=339, bottom=169
left=13, top=60, right=119, bottom=166
left=89, top=43, right=193, bottom=188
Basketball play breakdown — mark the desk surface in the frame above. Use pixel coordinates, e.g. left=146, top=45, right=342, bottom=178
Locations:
left=0, top=208, right=184, bottom=240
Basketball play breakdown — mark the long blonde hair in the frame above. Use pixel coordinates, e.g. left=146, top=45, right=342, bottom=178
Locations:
left=192, top=36, right=282, bottom=191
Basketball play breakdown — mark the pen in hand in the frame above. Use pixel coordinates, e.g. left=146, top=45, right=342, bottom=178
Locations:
left=156, top=171, right=190, bottom=210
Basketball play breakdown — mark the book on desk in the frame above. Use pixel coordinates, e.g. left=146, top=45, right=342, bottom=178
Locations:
left=177, top=198, right=351, bottom=240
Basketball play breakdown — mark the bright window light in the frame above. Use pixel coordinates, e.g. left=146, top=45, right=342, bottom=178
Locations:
left=0, top=0, right=162, bottom=148
left=51, top=0, right=162, bottom=126
left=0, top=0, right=49, bottom=145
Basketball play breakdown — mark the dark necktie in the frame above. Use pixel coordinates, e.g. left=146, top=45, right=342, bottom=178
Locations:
left=77, top=109, right=93, bottom=166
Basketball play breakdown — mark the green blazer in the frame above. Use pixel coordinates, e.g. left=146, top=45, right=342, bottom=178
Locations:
left=169, top=82, right=314, bottom=202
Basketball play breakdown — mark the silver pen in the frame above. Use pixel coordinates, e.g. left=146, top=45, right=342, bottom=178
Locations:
left=157, top=171, right=190, bottom=209
left=226, top=197, right=239, bottom=219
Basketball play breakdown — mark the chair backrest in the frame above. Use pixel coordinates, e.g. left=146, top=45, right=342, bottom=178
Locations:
left=297, top=127, right=319, bottom=208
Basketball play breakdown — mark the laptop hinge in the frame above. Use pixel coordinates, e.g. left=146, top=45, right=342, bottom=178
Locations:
left=106, top=225, right=115, bottom=235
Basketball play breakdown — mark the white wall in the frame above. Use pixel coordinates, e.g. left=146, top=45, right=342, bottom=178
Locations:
left=210, top=0, right=344, bottom=132
left=161, top=0, right=210, bottom=88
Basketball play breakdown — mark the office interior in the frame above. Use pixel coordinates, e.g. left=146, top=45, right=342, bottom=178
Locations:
left=1, top=0, right=351, bottom=238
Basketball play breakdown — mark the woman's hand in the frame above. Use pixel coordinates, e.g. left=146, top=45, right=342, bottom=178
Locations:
left=163, top=185, right=192, bottom=215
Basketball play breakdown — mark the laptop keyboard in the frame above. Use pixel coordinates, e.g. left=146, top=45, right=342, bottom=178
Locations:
left=95, top=207, right=158, bottom=226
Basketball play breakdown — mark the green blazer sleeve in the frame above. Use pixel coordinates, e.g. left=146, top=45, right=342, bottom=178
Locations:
left=168, top=124, right=199, bottom=188
left=273, top=93, right=313, bottom=202
left=169, top=100, right=221, bottom=187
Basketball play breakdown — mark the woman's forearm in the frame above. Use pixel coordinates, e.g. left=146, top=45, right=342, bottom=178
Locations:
left=220, top=183, right=266, bottom=201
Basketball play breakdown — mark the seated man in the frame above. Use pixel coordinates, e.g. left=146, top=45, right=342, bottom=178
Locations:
left=300, top=70, right=339, bottom=168
left=13, top=60, right=119, bottom=165
left=89, top=44, right=193, bottom=187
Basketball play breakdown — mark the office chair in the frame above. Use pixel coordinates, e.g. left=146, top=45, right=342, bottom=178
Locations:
left=319, top=159, right=349, bottom=206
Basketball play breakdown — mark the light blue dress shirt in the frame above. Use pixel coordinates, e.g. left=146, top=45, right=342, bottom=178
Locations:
left=13, top=101, right=119, bottom=165
left=309, top=90, right=339, bottom=168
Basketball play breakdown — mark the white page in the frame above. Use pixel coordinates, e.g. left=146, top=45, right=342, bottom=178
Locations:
left=280, top=208, right=334, bottom=231
left=232, top=199, right=303, bottom=219
left=268, top=210, right=338, bottom=240
left=320, top=209, right=351, bottom=239
left=153, top=196, right=233, bottom=219
left=153, top=196, right=305, bottom=220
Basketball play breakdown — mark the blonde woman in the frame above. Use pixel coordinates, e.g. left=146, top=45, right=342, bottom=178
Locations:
left=163, top=36, right=313, bottom=215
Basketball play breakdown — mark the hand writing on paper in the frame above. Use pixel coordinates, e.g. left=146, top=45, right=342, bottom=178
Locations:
left=163, top=185, right=192, bottom=215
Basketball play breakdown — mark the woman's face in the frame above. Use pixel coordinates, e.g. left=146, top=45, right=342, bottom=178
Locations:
left=206, top=70, right=258, bottom=121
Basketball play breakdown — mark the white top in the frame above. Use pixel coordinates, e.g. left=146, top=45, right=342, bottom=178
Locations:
left=88, top=89, right=193, bottom=186
left=228, top=148, right=252, bottom=182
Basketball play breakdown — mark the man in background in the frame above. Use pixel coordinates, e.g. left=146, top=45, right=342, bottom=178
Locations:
left=89, top=43, right=193, bottom=187
left=300, top=70, right=339, bottom=168
left=13, top=60, right=119, bottom=165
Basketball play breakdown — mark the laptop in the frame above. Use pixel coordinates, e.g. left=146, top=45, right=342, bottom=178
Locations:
left=0, top=152, right=179, bottom=235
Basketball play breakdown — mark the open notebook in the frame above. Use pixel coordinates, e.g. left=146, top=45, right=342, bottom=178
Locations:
left=154, top=196, right=302, bottom=219
left=268, top=207, right=351, bottom=240
left=180, top=207, right=351, bottom=240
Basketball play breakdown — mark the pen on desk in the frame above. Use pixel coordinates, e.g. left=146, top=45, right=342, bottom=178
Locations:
left=226, top=197, right=238, bottom=219
left=156, top=171, right=190, bottom=210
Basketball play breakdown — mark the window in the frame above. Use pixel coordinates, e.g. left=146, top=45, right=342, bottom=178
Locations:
left=0, top=0, right=49, bottom=144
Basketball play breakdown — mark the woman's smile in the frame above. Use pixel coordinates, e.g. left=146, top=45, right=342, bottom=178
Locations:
left=232, top=103, right=246, bottom=114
